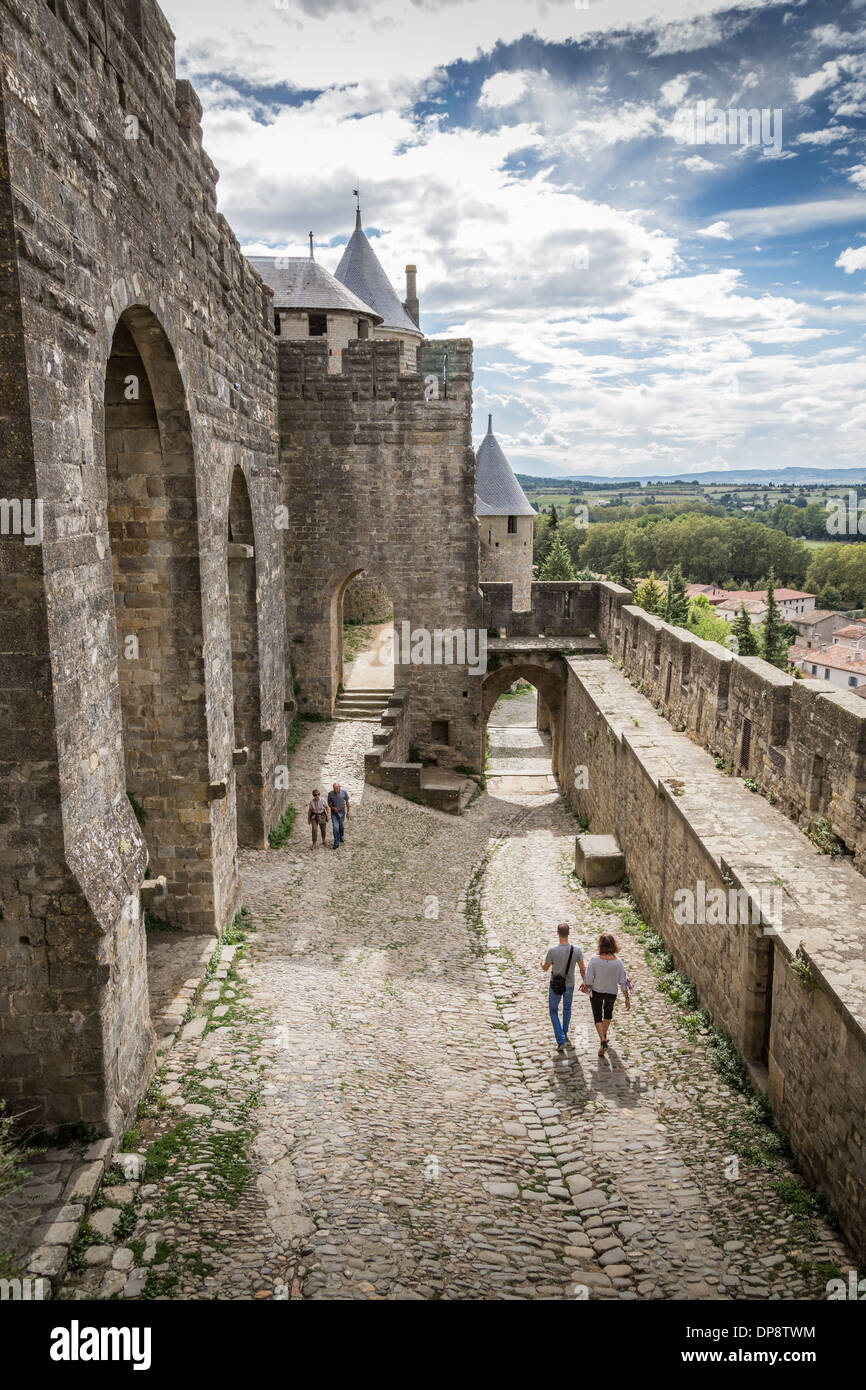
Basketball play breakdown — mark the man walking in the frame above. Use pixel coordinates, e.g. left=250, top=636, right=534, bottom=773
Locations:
left=542, top=922, right=586, bottom=1054
left=327, top=781, right=350, bottom=849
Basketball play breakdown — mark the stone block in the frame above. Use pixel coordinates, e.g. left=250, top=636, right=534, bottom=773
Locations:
left=575, top=834, right=625, bottom=887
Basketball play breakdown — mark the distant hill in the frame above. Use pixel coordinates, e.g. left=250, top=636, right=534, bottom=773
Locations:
left=516, top=467, right=866, bottom=487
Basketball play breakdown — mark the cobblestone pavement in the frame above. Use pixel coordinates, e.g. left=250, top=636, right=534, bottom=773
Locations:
left=59, top=716, right=852, bottom=1301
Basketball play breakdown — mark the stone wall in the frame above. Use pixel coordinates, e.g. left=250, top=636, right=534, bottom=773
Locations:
left=563, top=654, right=866, bottom=1258
left=343, top=573, right=392, bottom=625
left=595, top=583, right=866, bottom=873
left=280, top=337, right=484, bottom=770
left=481, top=580, right=599, bottom=638
left=0, top=0, right=286, bottom=1130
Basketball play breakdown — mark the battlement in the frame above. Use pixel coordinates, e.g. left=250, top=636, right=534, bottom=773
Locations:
left=481, top=581, right=599, bottom=637
left=277, top=336, right=472, bottom=402
left=596, top=582, right=866, bottom=871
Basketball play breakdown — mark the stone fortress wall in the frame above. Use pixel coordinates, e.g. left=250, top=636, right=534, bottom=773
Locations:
left=0, top=0, right=286, bottom=1132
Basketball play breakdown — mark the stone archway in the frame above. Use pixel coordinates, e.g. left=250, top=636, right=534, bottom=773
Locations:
left=105, top=307, right=213, bottom=930
left=228, top=466, right=265, bottom=847
left=481, top=657, right=567, bottom=785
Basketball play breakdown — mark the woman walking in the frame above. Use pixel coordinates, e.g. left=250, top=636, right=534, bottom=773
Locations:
left=307, top=788, right=329, bottom=851
left=585, top=933, right=630, bottom=1057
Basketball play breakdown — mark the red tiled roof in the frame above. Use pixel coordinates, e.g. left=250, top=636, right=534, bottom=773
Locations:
left=802, top=643, right=866, bottom=676
left=724, top=588, right=815, bottom=604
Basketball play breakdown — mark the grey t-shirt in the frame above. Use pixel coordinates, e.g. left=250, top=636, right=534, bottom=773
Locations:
left=327, top=789, right=349, bottom=814
left=545, top=942, right=584, bottom=986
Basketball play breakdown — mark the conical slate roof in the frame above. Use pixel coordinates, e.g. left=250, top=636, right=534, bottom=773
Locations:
left=247, top=254, right=382, bottom=320
left=475, top=417, right=536, bottom=517
left=334, top=210, right=422, bottom=337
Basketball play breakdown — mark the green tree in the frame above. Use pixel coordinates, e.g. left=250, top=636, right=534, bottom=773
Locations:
left=730, top=602, right=759, bottom=656
left=759, top=569, right=789, bottom=669
left=687, top=594, right=731, bottom=644
left=665, top=564, right=689, bottom=626
left=633, top=572, right=665, bottom=615
left=539, top=532, right=576, bottom=580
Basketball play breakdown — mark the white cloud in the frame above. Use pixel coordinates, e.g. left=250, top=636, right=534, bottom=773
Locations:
left=682, top=154, right=716, bottom=172
left=477, top=71, right=532, bottom=108
left=848, top=164, right=866, bottom=189
left=660, top=75, right=691, bottom=106
left=697, top=220, right=733, bottom=239
left=836, top=245, right=866, bottom=273
left=793, top=61, right=840, bottom=101
left=795, top=125, right=853, bottom=144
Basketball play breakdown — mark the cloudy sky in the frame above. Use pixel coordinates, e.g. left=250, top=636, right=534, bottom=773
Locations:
left=166, top=0, right=866, bottom=478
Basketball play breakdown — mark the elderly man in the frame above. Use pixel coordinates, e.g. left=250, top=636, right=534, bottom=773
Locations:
left=327, top=781, right=350, bottom=849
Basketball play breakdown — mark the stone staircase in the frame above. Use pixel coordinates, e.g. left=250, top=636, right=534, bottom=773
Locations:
left=333, top=687, right=394, bottom=721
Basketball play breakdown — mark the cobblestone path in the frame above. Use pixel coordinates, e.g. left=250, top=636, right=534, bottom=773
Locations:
left=60, top=717, right=851, bottom=1301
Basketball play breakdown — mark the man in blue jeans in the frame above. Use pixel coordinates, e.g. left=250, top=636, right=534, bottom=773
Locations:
left=542, top=922, right=586, bottom=1053
left=327, top=781, right=350, bottom=849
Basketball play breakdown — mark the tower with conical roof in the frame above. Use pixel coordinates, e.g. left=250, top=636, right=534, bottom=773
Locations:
left=476, top=415, right=536, bottom=611
left=334, top=202, right=424, bottom=372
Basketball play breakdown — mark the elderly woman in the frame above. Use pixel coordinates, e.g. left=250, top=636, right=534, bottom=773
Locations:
left=584, top=932, right=630, bottom=1057
left=307, top=788, right=329, bottom=851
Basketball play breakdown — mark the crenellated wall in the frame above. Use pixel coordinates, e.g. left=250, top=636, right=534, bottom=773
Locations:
left=481, top=580, right=599, bottom=638
left=596, top=583, right=866, bottom=874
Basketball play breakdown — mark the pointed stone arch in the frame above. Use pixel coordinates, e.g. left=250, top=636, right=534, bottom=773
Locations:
left=104, top=305, right=214, bottom=929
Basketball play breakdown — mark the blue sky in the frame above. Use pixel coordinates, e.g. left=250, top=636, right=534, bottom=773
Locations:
left=166, top=0, right=866, bottom=477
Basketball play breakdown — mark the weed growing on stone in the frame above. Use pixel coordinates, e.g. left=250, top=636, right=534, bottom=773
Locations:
left=806, top=817, right=843, bottom=856
left=68, top=1220, right=101, bottom=1273
left=0, top=1101, right=31, bottom=1200
left=788, top=953, right=820, bottom=991
left=286, top=715, right=302, bottom=760
left=268, top=804, right=297, bottom=848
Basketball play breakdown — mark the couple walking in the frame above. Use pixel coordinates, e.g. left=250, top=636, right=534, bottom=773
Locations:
left=307, top=782, right=350, bottom=851
left=542, top=923, right=631, bottom=1057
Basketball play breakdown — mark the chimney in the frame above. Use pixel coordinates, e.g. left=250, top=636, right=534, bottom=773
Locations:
left=404, top=264, right=419, bottom=327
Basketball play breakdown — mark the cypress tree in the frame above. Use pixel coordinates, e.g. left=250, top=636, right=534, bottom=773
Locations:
left=612, top=539, right=636, bottom=592
left=539, top=532, right=576, bottom=580
left=731, top=602, right=759, bottom=656
left=633, top=572, right=665, bottom=615
left=665, top=564, right=689, bottom=626
left=760, top=569, right=789, bottom=669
